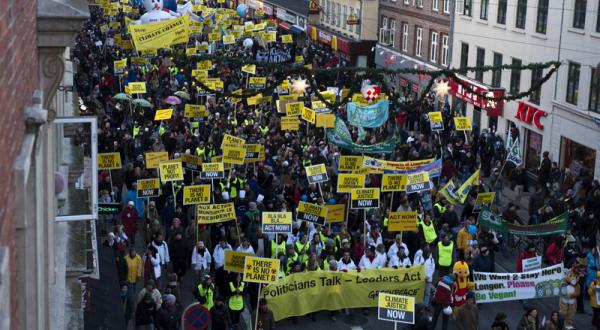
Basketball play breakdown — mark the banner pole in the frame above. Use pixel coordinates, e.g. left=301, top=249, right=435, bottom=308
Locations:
left=390, top=191, right=395, bottom=211
left=108, top=169, right=114, bottom=197
left=255, top=284, right=262, bottom=330
left=171, top=183, right=177, bottom=209
left=318, top=182, right=324, bottom=200
left=363, top=210, right=367, bottom=247
left=345, top=196, right=350, bottom=227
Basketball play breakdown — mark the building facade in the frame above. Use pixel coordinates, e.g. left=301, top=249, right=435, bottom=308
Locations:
left=375, top=0, right=453, bottom=96
left=449, top=0, right=600, bottom=179
left=247, top=0, right=309, bottom=35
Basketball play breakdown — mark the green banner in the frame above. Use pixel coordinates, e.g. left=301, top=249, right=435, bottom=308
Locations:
left=326, top=117, right=400, bottom=154
left=478, top=206, right=568, bottom=236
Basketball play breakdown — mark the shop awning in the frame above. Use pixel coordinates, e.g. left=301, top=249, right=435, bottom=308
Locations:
left=449, top=75, right=505, bottom=116
left=290, top=24, right=305, bottom=34
left=278, top=21, right=292, bottom=31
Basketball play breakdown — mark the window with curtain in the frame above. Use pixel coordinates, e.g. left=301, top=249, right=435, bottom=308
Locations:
left=536, top=0, right=549, bottom=33
left=497, top=0, right=507, bottom=24
left=443, top=0, right=450, bottom=13
left=573, top=0, right=587, bottom=28
left=566, top=62, right=580, bottom=105
left=464, top=0, right=472, bottom=16
left=460, top=43, right=469, bottom=73
left=480, top=0, right=489, bottom=19
left=516, top=0, right=527, bottom=29
left=390, top=19, right=396, bottom=46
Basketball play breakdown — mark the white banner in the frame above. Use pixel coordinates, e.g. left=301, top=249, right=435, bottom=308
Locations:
left=473, top=264, right=564, bottom=303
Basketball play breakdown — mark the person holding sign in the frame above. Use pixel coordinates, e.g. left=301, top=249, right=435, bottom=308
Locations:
left=227, top=272, right=246, bottom=329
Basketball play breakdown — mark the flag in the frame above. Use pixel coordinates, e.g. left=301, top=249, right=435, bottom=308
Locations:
left=507, top=136, right=523, bottom=166
left=479, top=205, right=568, bottom=236
left=438, top=181, right=460, bottom=205
left=455, top=169, right=480, bottom=203
left=477, top=206, right=507, bottom=232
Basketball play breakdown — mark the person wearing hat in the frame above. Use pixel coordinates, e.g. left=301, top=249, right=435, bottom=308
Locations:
left=155, top=294, right=180, bottom=329
left=211, top=295, right=230, bottom=330
left=124, top=247, right=142, bottom=293
left=431, top=273, right=456, bottom=330
left=136, top=279, right=162, bottom=308
left=490, top=312, right=509, bottom=330
left=255, top=298, right=275, bottom=330
left=121, top=200, right=140, bottom=245
left=358, top=246, right=379, bottom=270
left=135, top=292, right=158, bottom=329
left=453, top=291, right=478, bottom=330
left=195, top=274, right=216, bottom=311
left=191, top=241, right=212, bottom=280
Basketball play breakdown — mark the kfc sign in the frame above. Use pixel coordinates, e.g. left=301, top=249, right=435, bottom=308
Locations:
left=449, top=76, right=505, bottom=116
left=515, top=101, right=547, bottom=129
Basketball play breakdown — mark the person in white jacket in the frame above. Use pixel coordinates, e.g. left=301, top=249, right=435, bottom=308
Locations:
left=338, top=252, right=357, bottom=271
left=358, top=247, right=379, bottom=270
left=387, top=234, right=410, bottom=260
left=213, top=237, right=232, bottom=295
left=389, top=245, right=412, bottom=268
left=144, top=246, right=162, bottom=284
left=375, top=244, right=388, bottom=268
left=148, top=232, right=170, bottom=265
left=236, top=237, right=255, bottom=254
left=191, top=241, right=211, bottom=280
left=413, top=247, right=436, bottom=308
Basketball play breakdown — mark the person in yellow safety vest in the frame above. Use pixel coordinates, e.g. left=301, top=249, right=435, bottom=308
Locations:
left=195, top=141, right=206, bottom=159
left=283, top=244, right=300, bottom=275
left=295, top=233, right=310, bottom=265
left=168, top=66, right=177, bottom=75
left=195, top=275, right=215, bottom=311
left=219, top=179, right=230, bottom=199
left=383, top=208, right=391, bottom=233
left=229, top=173, right=246, bottom=199
left=205, top=145, right=216, bottom=160
left=259, top=124, right=269, bottom=136
left=433, top=199, right=447, bottom=220
left=229, top=116, right=238, bottom=126
left=270, top=234, right=286, bottom=259
left=227, top=273, right=246, bottom=328
left=159, top=124, right=166, bottom=136
left=243, top=117, right=254, bottom=127
left=132, top=122, right=140, bottom=138
left=420, top=214, right=438, bottom=246
left=436, top=234, right=454, bottom=277
left=304, top=252, right=321, bottom=271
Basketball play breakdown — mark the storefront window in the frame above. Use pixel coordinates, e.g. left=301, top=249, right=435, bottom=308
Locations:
left=561, top=137, right=596, bottom=177
left=525, top=129, right=542, bottom=171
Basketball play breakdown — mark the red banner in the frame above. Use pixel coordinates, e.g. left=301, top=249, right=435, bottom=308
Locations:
left=449, top=76, right=505, bottom=116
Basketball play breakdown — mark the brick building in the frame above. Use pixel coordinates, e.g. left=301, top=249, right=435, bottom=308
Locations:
left=375, top=0, right=453, bottom=96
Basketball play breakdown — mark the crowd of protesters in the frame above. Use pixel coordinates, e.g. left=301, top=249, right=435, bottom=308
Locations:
left=74, top=1, right=600, bottom=329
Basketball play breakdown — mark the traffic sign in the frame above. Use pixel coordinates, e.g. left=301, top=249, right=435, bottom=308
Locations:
left=182, top=303, right=211, bottom=330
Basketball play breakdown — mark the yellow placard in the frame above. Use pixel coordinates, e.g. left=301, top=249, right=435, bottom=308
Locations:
left=222, top=34, right=235, bottom=45
left=454, top=117, right=472, bottom=131
left=184, top=104, right=208, bottom=118
left=241, top=64, right=256, bottom=75
left=305, top=163, right=328, bottom=183
left=337, top=174, right=365, bottom=193
left=301, top=107, right=316, bottom=124
left=196, top=203, right=237, bottom=224
left=429, top=111, right=443, bottom=122
left=223, top=146, right=246, bottom=165
left=186, top=47, right=197, bottom=55
left=98, top=152, right=122, bottom=170
left=243, top=256, right=279, bottom=284
left=208, top=32, right=221, bottom=42
left=338, top=156, right=363, bottom=171
left=225, top=251, right=253, bottom=273
left=128, top=82, right=146, bottom=94
left=249, top=77, right=267, bottom=89
left=197, top=60, right=212, bottom=70
left=381, top=174, right=407, bottom=192
left=280, top=116, right=300, bottom=130
left=181, top=153, right=203, bottom=171
left=388, top=211, right=418, bottom=232
left=474, top=192, right=496, bottom=211
left=297, top=201, right=328, bottom=226
left=183, top=185, right=211, bottom=205
left=154, top=109, right=173, bottom=121
left=316, top=113, right=335, bottom=128
left=200, top=162, right=225, bottom=179
left=128, top=15, right=190, bottom=51
left=351, top=188, right=380, bottom=209
left=244, top=144, right=264, bottom=163
left=279, top=94, right=298, bottom=102
left=281, top=34, right=293, bottom=43
left=137, top=178, right=160, bottom=198
left=221, top=134, right=246, bottom=149
left=145, top=152, right=169, bottom=169
left=311, top=100, right=328, bottom=112
left=262, top=212, right=293, bottom=233
left=295, top=55, right=305, bottom=63
left=326, top=204, right=346, bottom=223
left=159, top=161, right=184, bottom=182
left=114, top=59, right=127, bottom=70
left=378, top=293, right=416, bottom=323
left=286, top=102, right=303, bottom=116
left=264, top=31, right=277, bottom=42
left=406, top=172, right=430, bottom=186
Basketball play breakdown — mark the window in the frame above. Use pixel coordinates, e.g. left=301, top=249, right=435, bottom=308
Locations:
left=597, top=2, right=600, bottom=32
left=480, top=0, right=489, bottom=19
left=516, top=0, right=527, bottom=29
left=326, top=0, right=331, bottom=23
left=590, top=67, right=600, bottom=112
left=417, top=0, right=423, bottom=7
left=573, top=0, right=587, bottom=28
left=379, top=16, right=388, bottom=44
left=529, top=68, right=543, bottom=104
left=337, top=3, right=341, bottom=27
left=460, top=42, right=469, bottom=72
left=404, top=0, right=409, bottom=5
left=415, top=27, right=423, bottom=57
left=566, top=62, right=581, bottom=105
left=441, top=35, right=449, bottom=66
left=389, top=19, right=396, bottom=46
left=320, top=0, right=325, bottom=22
left=343, top=5, right=347, bottom=29
left=475, top=48, right=485, bottom=81
left=432, top=0, right=439, bottom=11
left=536, top=0, right=549, bottom=33
left=497, top=0, right=507, bottom=24
left=464, top=0, right=472, bottom=16
left=402, top=23, right=409, bottom=51
left=349, top=7, right=354, bottom=32
left=492, top=53, right=502, bottom=87
left=430, top=32, right=438, bottom=62
left=443, top=0, right=450, bottom=13
left=510, top=58, right=522, bottom=95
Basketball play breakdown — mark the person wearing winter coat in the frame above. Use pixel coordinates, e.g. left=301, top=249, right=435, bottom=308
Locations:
left=516, top=308, right=539, bottom=330
left=454, top=292, right=479, bottom=330
left=155, top=294, right=180, bottom=330
left=588, top=271, right=600, bottom=328
left=490, top=312, right=510, bottom=330
left=210, top=296, right=231, bottom=330
left=256, top=298, right=275, bottom=330
left=168, top=232, right=188, bottom=280
left=431, top=274, right=456, bottom=330
left=135, top=293, right=158, bottom=329
left=121, top=201, right=140, bottom=243
left=191, top=241, right=212, bottom=280
left=542, top=311, right=564, bottom=330
left=472, top=246, right=494, bottom=272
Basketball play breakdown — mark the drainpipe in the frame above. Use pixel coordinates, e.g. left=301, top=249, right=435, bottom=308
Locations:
left=448, top=0, right=456, bottom=65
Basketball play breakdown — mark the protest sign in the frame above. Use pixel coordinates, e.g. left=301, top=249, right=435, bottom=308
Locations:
left=222, top=34, right=235, bottom=45
left=128, top=15, right=190, bottom=51
left=223, top=146, right=246, bottom=165
left=154, top=109, right=173, bottom=121
left=429, top=111, right=444, bottom=131
left=200, top=162, right=225, bottom=179
left=98, top=152, right=122, bottom=170
left=285, top=102, right=303, bottom=116
left=184, top=104, right=208, bottom=118
left=312, top=101, right=330, bottom=114
left=473, top=264, right=564, bottom=303
left=127, top=82, right=146, bottom=94
left=241, top=64, right=256, bottom=75
left=244, top=256, right=279, bottom=284
left=181, top=153, right=203, bottom=171
left=280, top=116, right=300, bottom=130
left=301, top=107, right=316, bottom=124
left=478, top=206, right=568, bottom=236
left=305, top=164, right=328, bottom=184
left=522, top=256, right=542, bottom=272
left=262, top=212, right=292, bottom=233
left=351, top=188, right=380, bottom=209
left=244, top=144, right=264, bottom=163
left=225, top=251, right=253, bottom=273
left=249, top=77, right=266, bottom=89
left=316, top=114, right=335, bottom=127
left=336, top=174, right=365, bottom=193
left=454, top=117, right=472, bottom=131
left=221, top=134, right=246, bottom=149
left=297, top=201, right=327, bottom=226
left=145, top=152, right=169, bottom=169
left=338, top=156, right=363, bottom=171
left=388, top=211, right=418, bottom=232
left=159, top=162, right=184, bottom=182
left=183, top=185, right=211, bottom=205
left=196, top=203, right=237, bottom=224
left=473, top=192, right=495, bottom=212
left=137, top=178, right=160, bottom=198
left=281, top=34, right=293, bottom=43
left=405, top=172, right=431, bottom=194
left=381, top=174, right=407, bottom=192
left=262, top=266, right=425, bottom=321
left=362, top=156, right=435, bottom=172
left=378, top=293, right=415, bottom=324
left=326, top=204, right=345, bottom=223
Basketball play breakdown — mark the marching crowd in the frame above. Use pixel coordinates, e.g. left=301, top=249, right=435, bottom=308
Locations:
left=75, top=1, right=600, bottom=329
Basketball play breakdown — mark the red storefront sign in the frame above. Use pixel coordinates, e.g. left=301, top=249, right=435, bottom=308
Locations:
left=515, top=101, right=547, bottom=129
left=449, top=76, right=505, bottom=116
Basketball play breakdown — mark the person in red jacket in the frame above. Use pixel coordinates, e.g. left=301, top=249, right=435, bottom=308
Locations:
left=517, top=243, right=538, bottom=272
left=431, top=273, right=456, bottom=330
left=545, top=236, right=565, bottom=266
left=121, top=201, right=140, bottom=243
